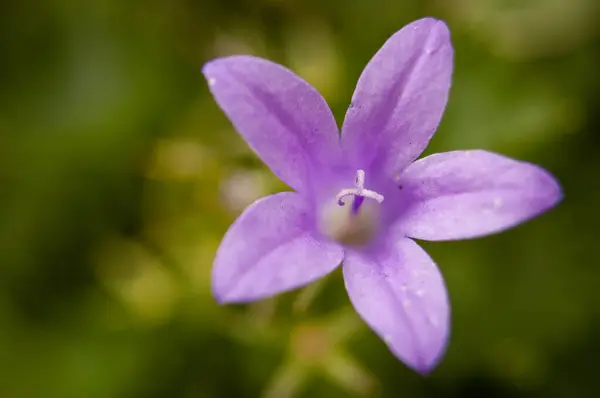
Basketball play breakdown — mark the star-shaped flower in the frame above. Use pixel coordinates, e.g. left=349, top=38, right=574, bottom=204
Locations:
left=202, top=17, right=562, bottom=374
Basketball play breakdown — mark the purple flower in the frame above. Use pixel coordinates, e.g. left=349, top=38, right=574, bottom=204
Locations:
left=202, top=18, right=562, bottom=374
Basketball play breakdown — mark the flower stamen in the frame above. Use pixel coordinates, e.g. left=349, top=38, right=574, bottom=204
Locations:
left=336, top=169, right=384, bottom=207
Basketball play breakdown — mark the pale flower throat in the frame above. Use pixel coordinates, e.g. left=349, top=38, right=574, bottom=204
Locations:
left=319, top=170, right=384, bottom=247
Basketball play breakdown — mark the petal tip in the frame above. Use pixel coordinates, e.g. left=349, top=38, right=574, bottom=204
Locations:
left=212, top=293, right=227, bottom=305
left=211, top=259, right=239, bottom=305
left=201, top=56, right=247, bottom=85
left=211, top=281, right=232, bottom=304
left=536, top=167, right=564, bottom=213
left=549, top=174, right=564, bottom=202
left=211, top=282, right=248, bottom=305
left=412, top=354, right=444, bottom=376
left=410, top=17, right=450, bottom=35
left=201, top=57, right=223, bottom=73
left=392, top=339, right=448, bottom=375
left=549, top=186, right=564, bottom=211
left=201, top=59, right=222, bottom=87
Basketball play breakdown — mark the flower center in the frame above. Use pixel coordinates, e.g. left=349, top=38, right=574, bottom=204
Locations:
left=319, top=170, right=384, bottom=247
left=335, top=169, right=384, bottom=213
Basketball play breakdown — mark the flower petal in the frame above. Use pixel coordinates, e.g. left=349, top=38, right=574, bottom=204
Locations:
left=213, top=192, right=344, bottom=303
left=203, top=56, right=341, bottom=193
left=343, top=237, right=450, bottom=374
left=340, top=18, right=454, bottom=179
left=397, top=150, right=562, bottom=241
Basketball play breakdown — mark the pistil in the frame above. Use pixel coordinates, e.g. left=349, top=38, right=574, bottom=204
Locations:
left=335, top=169, right=384, bottom=214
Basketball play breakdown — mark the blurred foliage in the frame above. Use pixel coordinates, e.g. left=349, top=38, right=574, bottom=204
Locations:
left=1, top=0, right=599, bottom=397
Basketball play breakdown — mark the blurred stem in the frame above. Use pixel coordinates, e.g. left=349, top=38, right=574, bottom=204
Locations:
left=319, top=349, right=378, bottom=396
left=261, top=360, right=310, bottom=398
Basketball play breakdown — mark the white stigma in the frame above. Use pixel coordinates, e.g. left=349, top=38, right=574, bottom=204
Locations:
left=335, top=169, right=384, bottom=206
left=319, top=170, right=384, bottom=247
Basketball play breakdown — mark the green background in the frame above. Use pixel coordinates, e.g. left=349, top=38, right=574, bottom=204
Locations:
left=1, top=0, right=599, bottom=397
